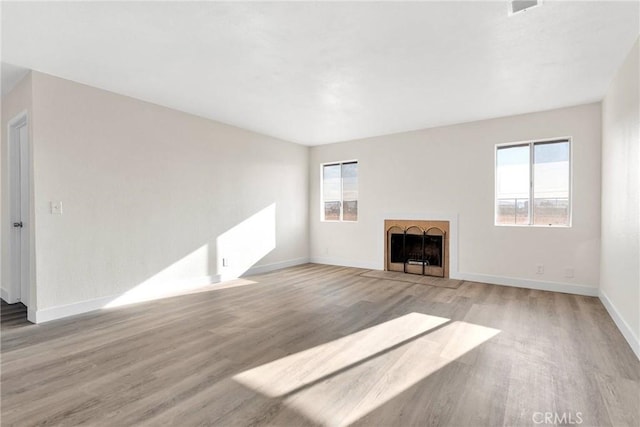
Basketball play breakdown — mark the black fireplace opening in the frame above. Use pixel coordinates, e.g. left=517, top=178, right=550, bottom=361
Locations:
left=390, top=233, right=443, bottom=267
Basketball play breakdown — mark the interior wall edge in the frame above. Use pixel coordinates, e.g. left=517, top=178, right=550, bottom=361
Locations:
left=0, top=287, right=11, bottom=303
left=599, top=288, right=640, bottom=360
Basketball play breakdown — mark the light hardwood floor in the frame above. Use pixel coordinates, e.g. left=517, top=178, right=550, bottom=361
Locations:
left=1, top=264, right=638, bottom=426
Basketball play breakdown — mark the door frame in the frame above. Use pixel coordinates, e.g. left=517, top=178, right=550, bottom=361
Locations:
left=6, top=110, right=31, bottom=307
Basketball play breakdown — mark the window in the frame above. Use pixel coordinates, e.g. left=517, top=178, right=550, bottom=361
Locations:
left=495, top=139, right=571, bottom=226
left=322, top=161, right=358, bottom=221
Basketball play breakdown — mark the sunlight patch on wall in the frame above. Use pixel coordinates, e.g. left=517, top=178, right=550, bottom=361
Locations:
left=104, top=204, right=276, bottom=309
left=233, top=312, right=500, bottom=426
left=104, top=245, right=217, bottom=308
left=217, top=203, right=276, bottom=281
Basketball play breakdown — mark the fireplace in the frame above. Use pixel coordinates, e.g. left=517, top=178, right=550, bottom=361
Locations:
left=385, top=220, right=449, bottom=278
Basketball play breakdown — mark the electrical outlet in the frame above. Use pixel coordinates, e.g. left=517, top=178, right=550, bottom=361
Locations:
left=536, top=264, right=544, bottom=275
left=222, top=258, right=229, bottom=267
left=564, top=267, right=574, bottom=278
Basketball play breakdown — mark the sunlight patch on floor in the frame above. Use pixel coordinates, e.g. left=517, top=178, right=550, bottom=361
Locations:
left=233, top=312, right=500, bottom=426
left=233, top=312, right=450, bottom=397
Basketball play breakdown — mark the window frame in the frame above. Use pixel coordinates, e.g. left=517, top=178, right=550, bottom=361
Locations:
left=494, top=137, right=572, bottom=228
left=320, top=159, right=359, bottom=223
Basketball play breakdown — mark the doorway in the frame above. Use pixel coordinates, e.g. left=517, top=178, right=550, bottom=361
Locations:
left=7, top=111, right=30, bottom=308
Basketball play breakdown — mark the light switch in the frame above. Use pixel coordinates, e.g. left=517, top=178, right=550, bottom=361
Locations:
left=51, top=201, right=63, bottom=215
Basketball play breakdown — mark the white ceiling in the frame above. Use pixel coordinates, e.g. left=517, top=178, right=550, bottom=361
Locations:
left=2, top=1, right=638, bottom=145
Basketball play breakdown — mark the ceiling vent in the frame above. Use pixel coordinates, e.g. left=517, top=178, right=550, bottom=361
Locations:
left=509, top=0, right=541, bottom=15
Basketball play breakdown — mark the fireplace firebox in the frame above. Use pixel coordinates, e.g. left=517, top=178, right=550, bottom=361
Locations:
left=385, top=220, right=449, bottom=278
left=390, top=234, right=443, bottom=266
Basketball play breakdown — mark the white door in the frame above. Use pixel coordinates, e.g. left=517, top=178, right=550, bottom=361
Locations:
left=9, top=113, right=29, bottom=307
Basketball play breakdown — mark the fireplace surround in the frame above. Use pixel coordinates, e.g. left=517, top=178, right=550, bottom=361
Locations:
left=385, top=219, right=450, bottom=278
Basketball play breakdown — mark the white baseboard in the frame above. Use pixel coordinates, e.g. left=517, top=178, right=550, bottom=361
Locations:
left=29, top=257, right=311, bottom=324
left=29, top=274, right=222, bottom=324
left=599, top=289, right=640, bottom=360
left=310, top=256, right=380, bottom=270
left=29, top=294, right=116, bottom=323
left=243, top=257, right=310, bottom=276
left=455, top=272, right=599, bottom=297
left=310, top=257, right=598, bottom=297
left=1, top=287, right=10, bottom=303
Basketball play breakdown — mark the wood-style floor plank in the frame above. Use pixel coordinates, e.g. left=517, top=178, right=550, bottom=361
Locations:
left=1, top=264, right=638, bottom=426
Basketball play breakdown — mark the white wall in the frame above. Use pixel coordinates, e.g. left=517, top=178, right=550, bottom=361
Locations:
left=1, top=72, right=35, bottom=307
left=600, top=38, right=639, bottom=357
left=310, top=103, right=602, bottom=294
left=27, top=72, right=309, bottom=316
